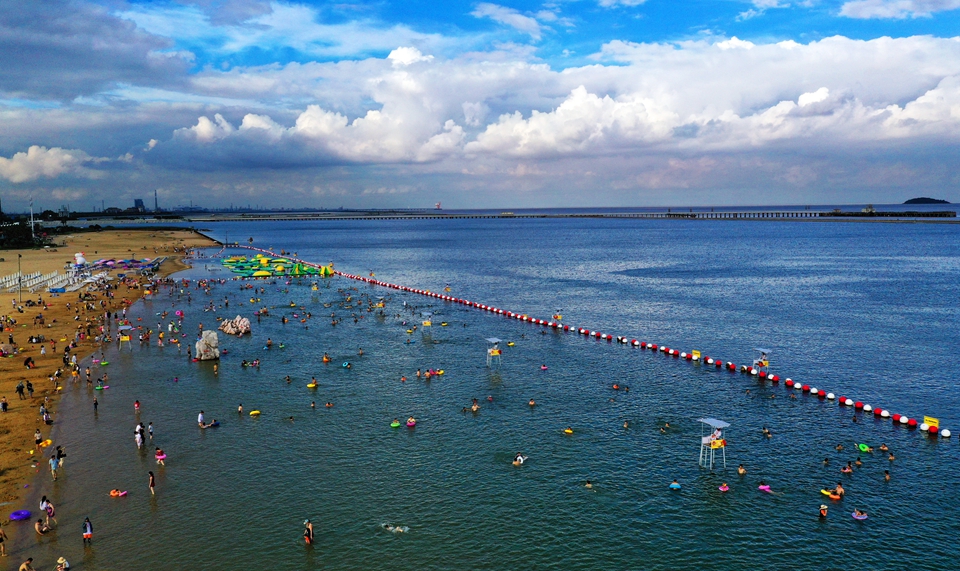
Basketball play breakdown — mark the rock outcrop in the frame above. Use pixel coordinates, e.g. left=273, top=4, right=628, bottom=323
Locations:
left=195, top=330, right=220, bottom=360
left=218, top=315, right=252, bottom=336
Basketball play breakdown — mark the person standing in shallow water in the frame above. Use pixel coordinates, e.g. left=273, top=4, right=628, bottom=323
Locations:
left=148, top=471, right=155, bottom=495
left=82, top=517, right=93, bottom=545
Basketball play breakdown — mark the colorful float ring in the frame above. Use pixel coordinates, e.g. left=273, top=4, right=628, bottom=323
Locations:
left=307, top=383, right=317, bottom=389
left=718, top=485, right=729, bottom=492
left=852, top=513, right=868, bottom=520
left=156, top=454, right=167, bottom=461
left=250, top=410, right=261, bottom=416
left=10, top=510, right=30, bottom=521
left=669, top=483, right=681, bottom=490
left=406, top=421, right=416, bottom=427
left=858, top=444, right=870, bottom=452
left=563, top=428, right=573, bottom=435
left=390, top=421, right=401, bottom=428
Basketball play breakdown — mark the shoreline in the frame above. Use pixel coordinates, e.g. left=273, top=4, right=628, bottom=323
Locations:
left=0, top=229, right=217, bottom=543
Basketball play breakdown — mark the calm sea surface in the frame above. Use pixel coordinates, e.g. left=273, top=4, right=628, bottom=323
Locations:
left=12, top=218, right=960, bottom=570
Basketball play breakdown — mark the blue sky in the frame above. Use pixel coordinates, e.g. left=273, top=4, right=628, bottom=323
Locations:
left=2, top=0, right=960, bottom=210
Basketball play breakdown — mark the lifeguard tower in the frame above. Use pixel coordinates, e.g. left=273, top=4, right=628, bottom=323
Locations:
left=486, top=337, right=502, bottom=368
left=118, top=325, right=134, bottom=351
left=698, top=418, right=730, bottom=470
left=753, top=348, right=771, bottom=374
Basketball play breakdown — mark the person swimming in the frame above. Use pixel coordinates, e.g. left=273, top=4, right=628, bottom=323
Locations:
left=833, top=482, right=845, bottom=496
left=737, top=464, right=747, bottom=475
left=888, top=452, right=895, bottom=461
left=841, top=463, right=853, bottom=474
left=879, top=443, right=888, bottom=452
left=819, top=504, right=828, bottom=519
left=855, top=457, right=863, bottom=467
left=528, top=399, right=535, bottom=406
left=585, top=480, right=593, bottom=489
left=513, top=453, right=525, bottom=465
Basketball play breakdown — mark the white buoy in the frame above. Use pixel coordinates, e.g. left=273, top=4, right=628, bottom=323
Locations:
left=692, top=355, right=699, bottom=361
left=750, top=369, right=758, bottom=375
left=863, top=404, right=872, bottom=412
left=793, top=382, right=803, bottom=389
left=920, top=423, right=930, bottom=431
left=941, top=429, right=951, bottom=438
left=810, top=387, right=818, bottom=394
left=900, top=416, right=910, bottom=424
left=881, top=410, right=890, bottom=418
left=706, top=358, right=714, bottom=364
left=844, top=399, right=854, bottom=406
left=680, top=352, right=687, bottom=358
left=827, top=393, right=835, bottom=400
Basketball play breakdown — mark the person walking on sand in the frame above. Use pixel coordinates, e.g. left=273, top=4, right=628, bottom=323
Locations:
left=34, top=429, right=43, bottom=452
left=148, top=471, right=155, bottom=495
left=0, top=523, right=8, bottom=557
left=49, top=454, right=59, bottom=481
left=82, top=517, right=93, bottom=545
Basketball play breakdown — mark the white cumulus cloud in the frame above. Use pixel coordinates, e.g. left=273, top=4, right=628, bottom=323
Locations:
left=0, top=145, right=94, bottom=183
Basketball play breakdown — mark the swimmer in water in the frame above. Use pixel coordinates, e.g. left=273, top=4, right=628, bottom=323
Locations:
left=761, top=427, right=771, bottom=437
left=738, top=464, right=746, bottom=475
left=238, top=404, right=243, bottom=415
left=585, top=480, right=593, bottom=489
left=841, top=462, right=853, bottom=474
left=854, top=509, right=867, bottom=517
left=884, top=470, right=891, bottom=481
left=833, top=482, right=845, bottom=497
left=311, top=402, right=316, bottom=409
left=623, top=421, right=629, bottom=429
left=855, top=457, right=863, bottom=467
left=819, top=504, right=828, bottom=519
left=303, top=520, right=314, bottom=545
left=888, top=452, right=895, bottom=461
left=836, top=444, right=844, bottom=451
left=513, top=453, right=524, bottom=465
left=823, top=458, right=830, bottom=466
left=879, top=443, right=888, bottom=452
left=528, top=399, right=535, bottom=406
left=325, top=403, right=333, bottom=408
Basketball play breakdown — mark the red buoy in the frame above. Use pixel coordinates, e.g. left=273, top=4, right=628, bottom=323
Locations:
left=892, top=414, right=901, bottom=422
left=817, top=390, right=826, bottom=397
left=929, top=425, right=939, bottom=435
left=802, top=384, right=810, bottom=392
left=907, top=418, right=918, bottom=428
left=758, top=371, right=767, bottom=379
left=854, top=401, right=864, bottom=409
left=873, top=408, right=883, bottom=417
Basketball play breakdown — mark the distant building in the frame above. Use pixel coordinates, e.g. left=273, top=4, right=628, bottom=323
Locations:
left=134, top=199, right=145, bottom=212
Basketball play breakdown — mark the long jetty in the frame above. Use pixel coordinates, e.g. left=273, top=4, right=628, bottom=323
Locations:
left=186, top=209, right=956, bottom=223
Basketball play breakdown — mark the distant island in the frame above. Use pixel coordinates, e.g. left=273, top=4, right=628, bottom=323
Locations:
left=904, top=197, right=950, bottom=204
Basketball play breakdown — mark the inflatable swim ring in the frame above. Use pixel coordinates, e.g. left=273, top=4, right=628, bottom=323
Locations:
left=563, top=428, right=574, bottom=435
left=155, top=454, right=167, bottom=461
left=852, top=512, right=868, bottom=520
left=719, top=485, right=729, bottom=492
left=540, top=365, right=548, bottom=370
left=307, top=383, right=317, bottom=389
left=10, top=510, right=30, bottom=521
left=40, top=439, right=52, bottom=448
left=669, top=483, right=681, bottom=490
left=249, top=410, right=261, bottom=416
left=858, top=443, right=870, bottom=453
left=390, top=421, right=401, bottom=428
left=406, top=420, right=416, bottom=427
left=209, top=421, right=220, bottom=428
left=506, top=342, right=515, bottom=347
left=100, top=361, right=109, bottom=366
left=758, top=485, right=772, bottom=493
left=109, top=490, right=127, bottom=497
left=821, top=489, right=842, bottom=500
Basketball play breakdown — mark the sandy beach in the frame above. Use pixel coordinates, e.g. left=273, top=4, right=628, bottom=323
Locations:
left=0, top=229, right=216, bottom=528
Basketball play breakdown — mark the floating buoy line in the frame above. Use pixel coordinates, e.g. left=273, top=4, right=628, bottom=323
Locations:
left=218, top=244, right=953, bottom=441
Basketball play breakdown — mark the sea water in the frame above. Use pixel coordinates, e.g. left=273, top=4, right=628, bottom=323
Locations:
left=14, top=217, right=960, bottom=570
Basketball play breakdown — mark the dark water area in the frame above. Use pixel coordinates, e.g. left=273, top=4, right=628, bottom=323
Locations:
left=10, top=217, right=960, bottom=570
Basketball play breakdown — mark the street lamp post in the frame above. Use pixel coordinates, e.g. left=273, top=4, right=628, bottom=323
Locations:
left=18, top=253, right=22, bottom=304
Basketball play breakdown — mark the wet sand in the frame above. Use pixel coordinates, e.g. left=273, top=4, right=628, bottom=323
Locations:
left=0, top=229, right=216, bottom=530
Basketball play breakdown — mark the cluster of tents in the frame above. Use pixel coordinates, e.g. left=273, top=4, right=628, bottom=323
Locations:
left=86, top=258, right=158, bottom=270
left=221, top=254, right=334, bottom=278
